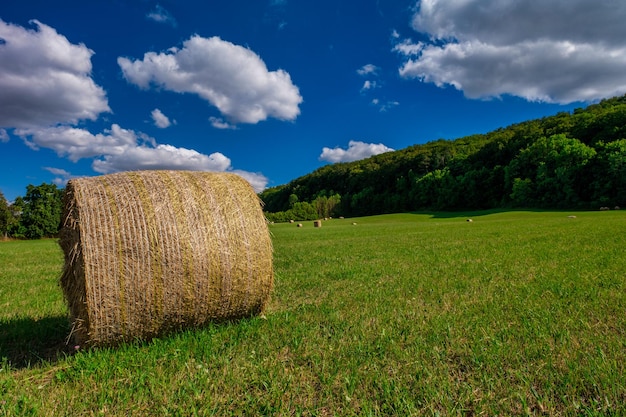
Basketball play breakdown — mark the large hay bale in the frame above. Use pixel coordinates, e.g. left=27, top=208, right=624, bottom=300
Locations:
left=59, top=171, right=273, bottom=347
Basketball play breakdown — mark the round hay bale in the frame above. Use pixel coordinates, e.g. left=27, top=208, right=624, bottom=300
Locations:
left=313, top=220, right=322, bottom=228
left=59, top=171, right=273, bottom=347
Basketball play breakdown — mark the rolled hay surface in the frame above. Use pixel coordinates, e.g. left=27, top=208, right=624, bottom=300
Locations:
left=59, top=171, right=273, bottom=347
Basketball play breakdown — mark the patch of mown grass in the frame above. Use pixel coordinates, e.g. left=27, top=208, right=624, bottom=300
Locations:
left=1, top=211, right=626, bottom=416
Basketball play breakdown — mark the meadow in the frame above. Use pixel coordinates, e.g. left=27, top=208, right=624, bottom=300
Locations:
left=1, top=210, right=625, bottom=416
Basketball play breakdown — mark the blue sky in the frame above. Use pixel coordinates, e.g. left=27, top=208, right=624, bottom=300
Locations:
left=2, top=0, right=626, bottom=201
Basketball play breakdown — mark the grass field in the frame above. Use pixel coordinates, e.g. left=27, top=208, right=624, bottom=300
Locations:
left=1, top=210, right=625, bottom=416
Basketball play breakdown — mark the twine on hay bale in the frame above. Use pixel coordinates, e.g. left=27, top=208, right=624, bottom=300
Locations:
left=59, top=171, right=273, bottom=347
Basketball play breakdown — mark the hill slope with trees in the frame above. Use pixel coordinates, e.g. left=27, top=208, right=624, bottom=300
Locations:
left=260, top=95, right=626, bottom=221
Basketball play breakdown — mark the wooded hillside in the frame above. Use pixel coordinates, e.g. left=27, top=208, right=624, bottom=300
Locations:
left=260, top=95, right=626, bottom=220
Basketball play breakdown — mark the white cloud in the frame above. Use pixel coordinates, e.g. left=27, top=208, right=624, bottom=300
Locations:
left=91, top=144, right=231, bottom=174
left=360, top=80, right=378, bottom=93
left=0, top=19, right=110, bottom=128
left=43, top=167, right=75, bottom=186
left=209, top=117, right=236, bottom=130
left=392, top=39, right=423, bottom=56
left=16, top=124, right=140, bottom=162
left=0, top=128, right=8, bottom=143
left=397, top=0, right=626, bottom=104
left=151, top=108, right=172, bottom=128
left=118, top=35, right=302, bottom=125
left=357, top=64, right=379, bottom=76
left=16, top=124, right=268, bottom=192
left=232, top=170, right=269, bottom=193
left=371, top=99, right=399, bottom=112
left=320, top=140, right=394, bottom=163
left=146, top=5, right=177, bottom=27
left=91, top=147, right=268, bottom=192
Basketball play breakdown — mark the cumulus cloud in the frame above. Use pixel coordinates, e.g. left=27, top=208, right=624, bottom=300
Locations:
left=43, top=167, right=75, bottom=186
left=118, top=35, right=302, bottom=125
left=231, top=170, right=270, bottom=193
left=0, top=19, right=110, bottom=128
left=16, top=124, right=141, bottom=162
left=397, top=0, right=626, bottom=104
left=392, top=39, right=423, bottom=56
left=151, top=108, right=172, bottom=128
left=320, top=140, right=394, bottom=163
left=146, top=5, right=177, bottom=27
left=209, top=117, right=236, bottom=130
left=16, top=124, right=268, bottom=191
left=357, top=64, right=379, bottom=76
left=0, top=128, right=8, bottom=143
left=91, top=144, right=231, bottom=174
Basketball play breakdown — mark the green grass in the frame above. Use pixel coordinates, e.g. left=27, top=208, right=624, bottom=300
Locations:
left=1, top=211, right=626, bottom=416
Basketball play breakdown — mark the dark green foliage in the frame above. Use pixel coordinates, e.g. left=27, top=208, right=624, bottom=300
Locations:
left=0, top=191, right=11, bottom=238
left=265, top=194, right=341, bottom=223
left=2, top=183, right=64, bottom=239
left=260, top=95, right=626, bottom=218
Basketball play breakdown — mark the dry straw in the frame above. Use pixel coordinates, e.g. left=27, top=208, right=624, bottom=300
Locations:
left=59, top=171, right=273, bottom=347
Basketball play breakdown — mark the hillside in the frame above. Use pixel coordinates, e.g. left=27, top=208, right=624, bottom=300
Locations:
left=260, top=95, right=626, bottom=220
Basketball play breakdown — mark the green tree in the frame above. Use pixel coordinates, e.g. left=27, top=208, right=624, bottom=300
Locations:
left=0, top=191, right=11, bottom=238
left=312, top=194, right=341, bottom=218
left=7, top=196, right=25, bottom=238
left=20, top=183, right=64, bottom=239
left=507, top=135, right=596, bottom=207
left=590, top=139, right=626, bottom=205
left=288, top=193, right=299, bottom=208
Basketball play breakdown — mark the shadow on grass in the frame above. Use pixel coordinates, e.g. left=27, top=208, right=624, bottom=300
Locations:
left=0, top=315, right=74, bottom=369
left=411, top=208, right=554, bottom=219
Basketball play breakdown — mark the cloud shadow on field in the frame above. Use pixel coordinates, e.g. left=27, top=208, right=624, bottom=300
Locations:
left=0, top=315, right=73, bottom=369
left=411, top=208, right=553, bottom=219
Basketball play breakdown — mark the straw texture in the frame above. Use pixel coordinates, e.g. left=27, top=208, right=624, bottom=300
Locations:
left=59, top=171, right=273, bottom=347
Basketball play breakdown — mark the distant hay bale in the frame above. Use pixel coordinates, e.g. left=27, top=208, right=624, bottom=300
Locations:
left=297, top=223, right=303, bottom=228
left=59, top=171, right=273, bottom=347
left=466, top=219, right=473, bottom=222
left=313, top=220, right=322, bottom=228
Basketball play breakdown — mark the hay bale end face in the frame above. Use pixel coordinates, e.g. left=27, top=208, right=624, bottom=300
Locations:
left=59, top=171, right=273, bottom=347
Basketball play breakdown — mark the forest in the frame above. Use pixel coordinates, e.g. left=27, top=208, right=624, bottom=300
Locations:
left=2, top=95, right=626, bottom=237
left=260, top=95, right=626, bottom=221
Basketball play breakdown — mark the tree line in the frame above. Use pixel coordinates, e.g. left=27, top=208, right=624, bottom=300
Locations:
left=260, top=95, right=626, bottom=219
left=3, top=96, right=626, bottom=236
left=0, top=183, right=63, bottom=240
